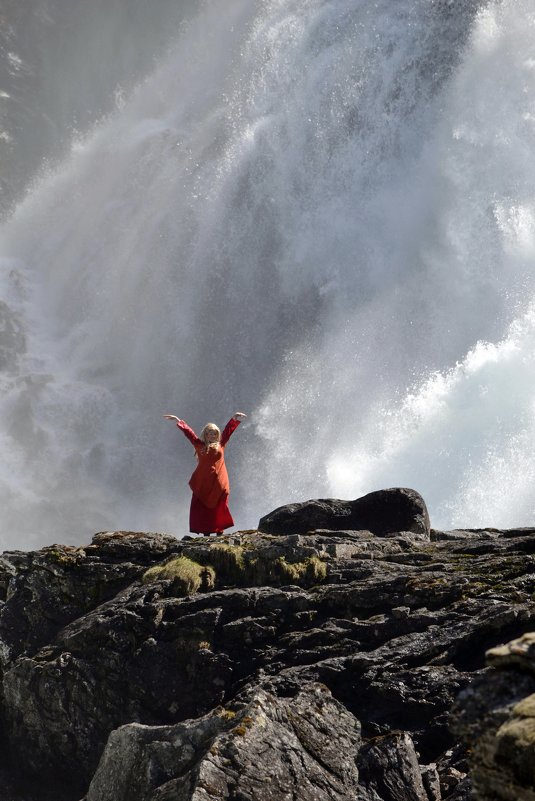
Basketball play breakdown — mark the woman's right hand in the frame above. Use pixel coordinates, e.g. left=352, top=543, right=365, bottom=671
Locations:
left=163, top=414, right=183, bottom=424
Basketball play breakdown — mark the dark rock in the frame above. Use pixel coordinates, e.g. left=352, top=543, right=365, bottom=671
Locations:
left=83, top=684, right=361, bottom=801
left=451, top=632, right=535, bottom=801
left=258, top=487, right=430, bottom=538
left=443, top=777, right=472, bottom=801
left=0, top=531, right=180, bottom=663
left=420, top=763, right=441, bottom=801
left=357, top=731, right=429, bottom=801
left=0, top=502, right=535, bottom=798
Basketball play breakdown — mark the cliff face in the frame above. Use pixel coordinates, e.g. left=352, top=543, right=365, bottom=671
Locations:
left=0, top=488, right=534, bottom=800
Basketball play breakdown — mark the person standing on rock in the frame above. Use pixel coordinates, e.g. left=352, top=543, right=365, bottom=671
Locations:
left=163, top=412, right=246, bottom=536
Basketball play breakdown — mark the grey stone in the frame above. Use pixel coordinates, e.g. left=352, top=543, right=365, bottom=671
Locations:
left=84, top=685, right=361, bottom=801
left=357, top=731, right=429, bottom=801
left=258, top=488, right=430, bottom=538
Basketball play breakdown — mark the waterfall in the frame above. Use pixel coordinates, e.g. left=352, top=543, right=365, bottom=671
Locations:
left=1, top=0, right=534, bottom=549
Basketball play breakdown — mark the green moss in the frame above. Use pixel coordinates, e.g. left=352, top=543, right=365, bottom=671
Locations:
left=514, top=694, right=535, bottom=718
left=145, top=544, right=328, bottom=595
left=204, top=543, right=328, bottom=588
left=216, top=708, right=237, bottom=721
left=273, top=557, right=301, bottom=583
left=208, top=543, right=246, bottom=582
left=143, top=556, right=215, bottom=596
left=233, top=715, right=254, bottom=737
left=254, top=554, right=327, bottom=588
left=497, top=717, right=535, bottom=747
left=44, top=548, right=80, bottom=567
left=304, top=554, right=328, bottom=583
left=273, top=556, right=327, bottom=585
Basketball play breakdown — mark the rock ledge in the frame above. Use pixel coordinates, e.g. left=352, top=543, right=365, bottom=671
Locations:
left=0, top=490, right=533, bottom=800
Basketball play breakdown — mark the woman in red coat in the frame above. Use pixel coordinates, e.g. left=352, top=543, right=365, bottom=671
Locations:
left=164, top=411, right=246, bottom=535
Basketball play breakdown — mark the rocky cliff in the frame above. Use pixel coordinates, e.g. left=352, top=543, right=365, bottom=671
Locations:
left=0, top=487, right=534, bottom=800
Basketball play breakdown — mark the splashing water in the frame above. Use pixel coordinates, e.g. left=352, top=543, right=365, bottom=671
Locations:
left=327, top=304, right=535, bottom=527
left=1, top=0, right=535, bottom=548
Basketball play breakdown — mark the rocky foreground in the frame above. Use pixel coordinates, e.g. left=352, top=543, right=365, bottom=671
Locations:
left=0, top=488, right=535, bottom=800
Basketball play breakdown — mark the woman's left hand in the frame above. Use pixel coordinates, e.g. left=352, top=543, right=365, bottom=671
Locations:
left=233, top=411, right=247, bottom=420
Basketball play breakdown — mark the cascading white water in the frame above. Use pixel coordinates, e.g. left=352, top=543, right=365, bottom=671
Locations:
left=1, top=0, right=534, bottom=549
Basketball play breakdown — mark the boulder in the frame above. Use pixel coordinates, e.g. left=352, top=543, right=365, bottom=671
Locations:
left=357, top=731, right=430, bottom=801
left=258, top=487, right=430, bottom=538
left=83, top=684, right=361, bottom=801
left=452, top=632, right=535, bottom=801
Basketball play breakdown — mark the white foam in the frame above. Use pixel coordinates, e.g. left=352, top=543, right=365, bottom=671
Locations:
left=1, top=0, right=535, bottom=546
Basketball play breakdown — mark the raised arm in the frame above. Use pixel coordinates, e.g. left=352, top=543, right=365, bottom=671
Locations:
left=220, top=412, right=247, bottom=447
left=163, top=415, right=202, bottom=447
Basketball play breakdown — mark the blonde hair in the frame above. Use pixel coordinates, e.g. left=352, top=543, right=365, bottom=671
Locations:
left=200, top=423, right=221, bottom=452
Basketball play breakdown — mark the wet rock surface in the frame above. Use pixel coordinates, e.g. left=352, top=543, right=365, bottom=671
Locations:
left=0, top=492, right=534, bottom=799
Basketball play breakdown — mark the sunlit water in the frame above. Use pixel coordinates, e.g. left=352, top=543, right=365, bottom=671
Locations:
left=1, top=0, right=535, bottom=549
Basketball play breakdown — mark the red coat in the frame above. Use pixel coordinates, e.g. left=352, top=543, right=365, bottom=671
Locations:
left=177, top=418, right=240, bottom=533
